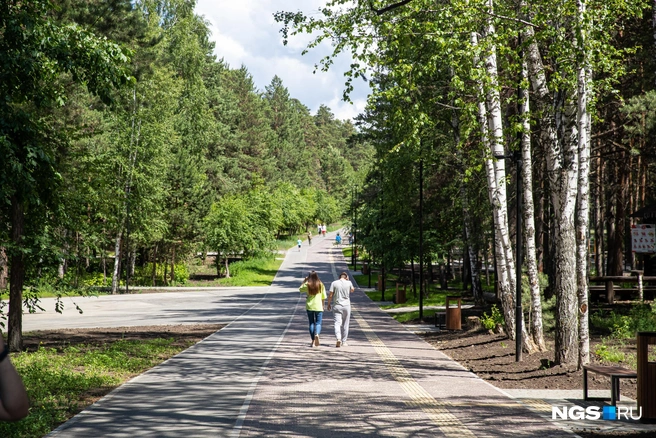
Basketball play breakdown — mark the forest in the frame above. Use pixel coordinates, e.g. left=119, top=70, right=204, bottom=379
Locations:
left=278, top=0, right=656, bottom=367
left=0, top=0, right=373, bottom=350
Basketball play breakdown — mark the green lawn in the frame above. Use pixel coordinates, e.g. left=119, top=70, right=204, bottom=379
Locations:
left=0, top=337, right=199, bottom=438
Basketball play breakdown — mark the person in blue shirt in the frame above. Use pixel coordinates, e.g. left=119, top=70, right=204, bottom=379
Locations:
left=335, top=233, right=342, bottom=245
left=297, top=238, right=302, bottom=251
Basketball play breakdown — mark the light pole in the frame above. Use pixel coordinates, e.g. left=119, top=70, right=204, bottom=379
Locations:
left=351, top=187, right=355, bottom=267
left=419, top=158, right=424, bottom=321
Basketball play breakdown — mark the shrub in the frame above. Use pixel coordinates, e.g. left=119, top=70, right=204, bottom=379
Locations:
left=481, top=304, right=505, bottom=330
left=590, top=304, right=656, bottom=339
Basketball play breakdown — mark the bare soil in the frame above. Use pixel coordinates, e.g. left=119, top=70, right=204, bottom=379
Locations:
left=423, top=328, right=639, bottom=401
left=23, top=324, right=225, bottom=352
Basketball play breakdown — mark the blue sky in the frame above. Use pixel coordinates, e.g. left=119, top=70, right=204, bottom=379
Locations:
left=194, top=0, right=369, bottom=121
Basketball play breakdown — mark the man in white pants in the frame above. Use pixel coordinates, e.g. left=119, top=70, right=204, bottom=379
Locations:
left=327, top=272, right=354, bottom=347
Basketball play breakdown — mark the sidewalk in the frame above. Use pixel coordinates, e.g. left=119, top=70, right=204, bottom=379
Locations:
left=46, top=232, right=654, bottom=437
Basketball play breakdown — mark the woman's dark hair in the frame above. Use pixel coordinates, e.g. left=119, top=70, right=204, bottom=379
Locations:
left=306, top=271, right=322, bottom=295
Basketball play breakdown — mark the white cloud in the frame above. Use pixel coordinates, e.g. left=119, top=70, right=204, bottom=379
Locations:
left=195, top=0, right=370, bottom=121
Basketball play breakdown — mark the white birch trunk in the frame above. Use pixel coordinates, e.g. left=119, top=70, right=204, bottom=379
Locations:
left=576, top=0, right=591, bottom=368
left=473, top=3, right=523, bottom=343
left=523, top=22, right=579, bottom=365
left=520, top=56, right=547, bottom=352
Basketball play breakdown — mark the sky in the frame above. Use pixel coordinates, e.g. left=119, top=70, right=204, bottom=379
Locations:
left=194, top=0, right=370, bottom=121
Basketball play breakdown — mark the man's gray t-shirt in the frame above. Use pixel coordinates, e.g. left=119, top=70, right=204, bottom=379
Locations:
left=329, top=278, right=353, bottom=307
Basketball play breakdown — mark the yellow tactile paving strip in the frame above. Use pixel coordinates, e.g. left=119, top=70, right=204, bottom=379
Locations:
left=329, top=245, right=476, bottom=437
left=354, top=310, right=477, bottom=437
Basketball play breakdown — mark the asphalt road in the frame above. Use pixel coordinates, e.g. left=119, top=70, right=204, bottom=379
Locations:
left=23, top=287, right=270, bottom=332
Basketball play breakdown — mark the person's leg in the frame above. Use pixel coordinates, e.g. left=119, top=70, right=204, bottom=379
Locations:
left=333, top=305, right=344, bottom=342
left=341, top=305, right=352, bottom=343
left=307, top=310, right=316, bottom=342
left=314, top=311, right=323, bottom=346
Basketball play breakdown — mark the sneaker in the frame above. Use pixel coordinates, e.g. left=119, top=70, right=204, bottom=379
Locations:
left=314, top=334, right=320, bottom=347
left=336, top=340, right=341, bottom=348
left=341, top=341, right=348, bottom=347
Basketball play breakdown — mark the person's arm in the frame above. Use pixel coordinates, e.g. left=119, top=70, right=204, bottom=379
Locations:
left=299, top=278, right=309, bottom=293
left=326, top=290, right=334, bottom=310
left=0, top=336, right=29, bottom=421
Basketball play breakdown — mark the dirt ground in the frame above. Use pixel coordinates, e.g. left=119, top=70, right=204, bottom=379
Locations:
left=22, top=324, right=225, bottom=353
left=423, top=328, right=639, bottom=401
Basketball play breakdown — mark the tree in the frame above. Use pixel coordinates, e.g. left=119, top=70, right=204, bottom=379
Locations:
left=0, top=0, right=130, bottom=350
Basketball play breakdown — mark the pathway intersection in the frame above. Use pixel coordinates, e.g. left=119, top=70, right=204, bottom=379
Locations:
left=44, top=232, right=653, bottom=437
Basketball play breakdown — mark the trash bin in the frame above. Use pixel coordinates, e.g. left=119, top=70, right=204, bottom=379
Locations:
left=395, top=283, right=406, bottom=304
left=637, top=332, right=656, bottom=423
left=445, top=296, right=462, bottom=330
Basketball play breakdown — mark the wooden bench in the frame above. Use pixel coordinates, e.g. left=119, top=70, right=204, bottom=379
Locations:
left=583, top=364, right=637, bottom=406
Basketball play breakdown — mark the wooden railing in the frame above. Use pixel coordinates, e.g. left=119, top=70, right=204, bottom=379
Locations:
left=589, top=273, right=656, bottom=303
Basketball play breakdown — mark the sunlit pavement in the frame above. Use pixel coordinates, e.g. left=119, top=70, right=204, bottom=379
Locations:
left=45, top=231, right=655, bottom=437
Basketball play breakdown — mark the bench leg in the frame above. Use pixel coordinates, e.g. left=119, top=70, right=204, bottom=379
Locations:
left=584, top=368, right=589, bottom=401
left=611, top=377, right=618, bottom=406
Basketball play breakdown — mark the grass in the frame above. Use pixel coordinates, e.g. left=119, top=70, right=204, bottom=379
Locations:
left=0, top=338, right=196, bottom=438
left=186, top=255, right=283, bottom=287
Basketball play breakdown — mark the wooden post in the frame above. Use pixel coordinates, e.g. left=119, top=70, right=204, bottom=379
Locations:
left=637, top=332, right=656, bottom=422
left=606, top=280, right=614, bottom=304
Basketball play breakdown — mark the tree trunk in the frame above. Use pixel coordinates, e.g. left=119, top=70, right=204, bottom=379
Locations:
left=224, top=255, right=230, bottom=278
left=473, top=21, right=517, bottom=340
left=8, top=197, right=25, bottom=351
left=0, top=247, right=7, bottom=290
left=151, top=244, right=158, bottom=286
left=170, top=245, right=176, bottom=284
left=519, top=53, right=547, bottom=351
left=525, top=21, right=579, bottom=364
left=576, top=0, right=591, bottom=367
left=111, top=231, right=122, bottom=294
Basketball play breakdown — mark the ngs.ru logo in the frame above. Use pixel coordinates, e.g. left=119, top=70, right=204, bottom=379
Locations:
left=552, top=405, right=642, bottom=421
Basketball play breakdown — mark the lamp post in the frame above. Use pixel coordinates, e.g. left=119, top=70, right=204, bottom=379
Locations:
left=351, top=187, right=355, bottom=267
left=419, top=158, right=424, bottom=321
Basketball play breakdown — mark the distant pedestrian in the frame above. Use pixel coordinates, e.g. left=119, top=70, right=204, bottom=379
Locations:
left=297, top=238, right=302, bottom=251
left=0, top=335, right=29, bottom=421
left=327, top=272, right=354, bottom=347
left=335, top=233, right=342, bottom=246
left=307, top=231, right=312, bottom=246
left=321, top=224, right=326, bottom=237
left=299, top=271, right=327, bottom=347
left=317, top=224, right=322, bottom=235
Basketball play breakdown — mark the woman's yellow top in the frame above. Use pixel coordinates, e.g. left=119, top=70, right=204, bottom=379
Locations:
left=299, top=282, right=326, bottom=311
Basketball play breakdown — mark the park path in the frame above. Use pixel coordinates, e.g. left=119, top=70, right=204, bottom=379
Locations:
left=48, top=232, right=573, bottom=437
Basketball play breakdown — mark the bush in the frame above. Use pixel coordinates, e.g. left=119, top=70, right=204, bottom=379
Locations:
left=594, top=342, right=626, bottom=363
left=132, top=263, right=189, bottom=286
left=481, top=304, right=505, bottom=330
left=590, top=304, right=656, bottom=339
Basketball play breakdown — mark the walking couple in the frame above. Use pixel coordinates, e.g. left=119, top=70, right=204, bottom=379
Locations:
left=299, top=271, right=354, bottom=348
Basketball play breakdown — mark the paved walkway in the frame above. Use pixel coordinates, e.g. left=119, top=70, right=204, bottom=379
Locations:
left=46, top=232, right=654, bottom=437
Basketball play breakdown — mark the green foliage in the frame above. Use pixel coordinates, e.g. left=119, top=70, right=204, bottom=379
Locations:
left=0, top=338, right=193, bottom=438
left=590, top=304, right=656, bottom=340
left=131, top=263, right=189, bottom=286
left=594, top=342, right=626, bottom=364
left=481, top=305, right=505, bottom=330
